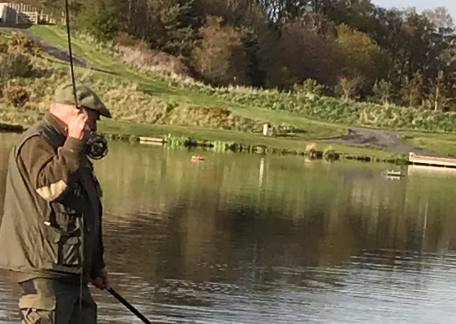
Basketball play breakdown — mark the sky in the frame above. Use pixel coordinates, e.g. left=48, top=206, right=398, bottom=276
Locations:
left=372, top=0, right=456, bottom=19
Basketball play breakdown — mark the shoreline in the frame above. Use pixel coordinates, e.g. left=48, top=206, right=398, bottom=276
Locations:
left=0, top=27, right=454, bottom=164
left=0, top=121, right=408, bottom=165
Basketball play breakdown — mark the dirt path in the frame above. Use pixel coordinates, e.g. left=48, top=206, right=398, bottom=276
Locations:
left=328, top=127, right=441, bottom=156
left=25, top=31, right=113, bottom=74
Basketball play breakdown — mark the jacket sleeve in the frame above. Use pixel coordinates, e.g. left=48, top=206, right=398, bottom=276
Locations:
left=91, top=236, right=106, bottom=279
left=92, top=200, right=106, bottom=279
left=18, top=135, right=85, bottom=202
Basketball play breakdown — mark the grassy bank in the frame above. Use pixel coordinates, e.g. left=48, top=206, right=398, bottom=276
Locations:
left=0, top=26, right=455, bottom=162
left=399, top=131, right=456, bottom=157
left=98, top=119, right=399, bottom=160
left=38, top=24, right=456, bottom=132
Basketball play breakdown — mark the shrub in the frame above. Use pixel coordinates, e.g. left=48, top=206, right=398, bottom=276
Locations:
left=0, top=42, right=7, bottom=54
left=336, top=76, right=364, bottom=101
left=3, top=85, right=30, bottom=107
left=115, top=44, right=191, bottom=78
left=371, top=79, right=393, bottom=105
left=0, top=53, right=33, bottom=83
left=113, top=32, right=142, bottom=48
left=293, top=79, right=326, bottom=97
left=8, top=32, right=42, bottom=57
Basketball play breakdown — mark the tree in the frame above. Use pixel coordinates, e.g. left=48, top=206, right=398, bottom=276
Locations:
left=193, top=0, right=259, bottom=26
left=256, top=0, right=311, bottom=24
left=112, top=0, right=197, bottom=56
left=426, top=70, right=451, bottom=111
left=271, top=17, right=344, bottom=88
left=400, top=71, right=423, bottom=107
left=77, top=0, right=119, bottom=40
left=317, top=0, right=376, bottom=32
left=423, top=7, right=454, bottom=34
left=191, top=16, right=251, bottom=86
left=336, top=23, right=391, bottom=91
left=398, top=11, right=445, bottom=81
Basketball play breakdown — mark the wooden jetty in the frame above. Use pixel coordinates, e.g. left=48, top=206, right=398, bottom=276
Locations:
left=407, top=164, right=456, bottom=177
left=139, top=136, right=165, bottom=145
left=408, top=152, right=456, bottom=168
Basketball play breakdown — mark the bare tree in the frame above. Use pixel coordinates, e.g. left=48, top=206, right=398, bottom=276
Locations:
left=337, top=75, right=364, bottom=101
left=426, top=70, right=450, bottom=111
left=400, top=71, right=424, bottom=108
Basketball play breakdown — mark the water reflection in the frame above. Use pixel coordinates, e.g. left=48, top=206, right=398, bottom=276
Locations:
left=1, top=135, right=456, bottom=323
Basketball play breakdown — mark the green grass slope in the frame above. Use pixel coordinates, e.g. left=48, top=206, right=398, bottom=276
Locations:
left=1, top=25, right=455, bottom=158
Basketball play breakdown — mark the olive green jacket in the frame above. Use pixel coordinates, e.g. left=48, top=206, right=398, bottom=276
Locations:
left=0, top=114, right=105, bottom=281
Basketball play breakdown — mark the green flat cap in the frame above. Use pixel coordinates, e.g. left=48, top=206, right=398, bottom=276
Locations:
left=54, top=84, right=112, bottom=118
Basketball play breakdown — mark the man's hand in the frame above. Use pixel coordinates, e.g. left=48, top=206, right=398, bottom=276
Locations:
left=67, top=109, right=90, bottom=140
left=92, top=268, right=111, bottom=290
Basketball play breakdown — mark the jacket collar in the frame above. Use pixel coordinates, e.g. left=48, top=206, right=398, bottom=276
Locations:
left=44, top=113, right=67, bottom=138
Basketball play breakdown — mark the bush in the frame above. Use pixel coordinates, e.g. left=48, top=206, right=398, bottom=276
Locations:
left=0, top=42, right=7, bottom=54
left=0, top=53, right=33, bottom=83
left=3, top=85, right=30, bottom=107
left=8, top=32, right=42, bottom=57
left=115, top=44, right=191, bottom=78
left=293, top=79, right=326, bottom=97
left=113, top=32, right=141, bottom=48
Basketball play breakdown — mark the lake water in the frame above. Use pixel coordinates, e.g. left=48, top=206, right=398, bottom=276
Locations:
left=1, top=133, right=456, bottom=323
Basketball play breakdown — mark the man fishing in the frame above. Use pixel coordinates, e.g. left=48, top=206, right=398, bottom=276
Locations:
left=0, top=84, right=111, bottom=323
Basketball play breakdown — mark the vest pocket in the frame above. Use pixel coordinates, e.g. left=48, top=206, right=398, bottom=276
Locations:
left=45, top=211, right=82, bottom=268
left=49, top=204, right=81, bottom=233
left=47, top=203, right=83, bottom=268
left=55, top=234, right=81, bottom=267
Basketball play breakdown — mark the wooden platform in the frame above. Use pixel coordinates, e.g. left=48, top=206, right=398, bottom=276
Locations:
left=408, top=152, right=456, bottom=168
left=139, top=136, right=165, bottom=145
left=407, top=164, right=456, bottom=177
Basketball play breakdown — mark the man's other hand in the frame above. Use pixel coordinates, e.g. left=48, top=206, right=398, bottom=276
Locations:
left=92, top=268, right=111, bottom=290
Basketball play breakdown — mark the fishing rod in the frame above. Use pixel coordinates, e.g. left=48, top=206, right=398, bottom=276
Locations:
left=63, top=0, right=86, bottom=321
left=63, top=0, right=109, bottom=161
left=63, top=1, right=152, bottom=323
left=108, top=287, right=153, bottom=324
left=64, top=0, right=78, bottom=106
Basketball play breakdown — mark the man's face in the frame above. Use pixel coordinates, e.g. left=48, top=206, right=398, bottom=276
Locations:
left=81, top=107, right=100, bottom=132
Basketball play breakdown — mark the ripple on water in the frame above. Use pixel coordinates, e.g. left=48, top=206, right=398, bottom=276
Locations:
left=93, top=247, right=456, bottom=323
left=0, top=275, right=21, bottom=323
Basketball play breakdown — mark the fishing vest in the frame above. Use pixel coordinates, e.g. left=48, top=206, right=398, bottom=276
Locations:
left=0, top=119, right=100, bottom=275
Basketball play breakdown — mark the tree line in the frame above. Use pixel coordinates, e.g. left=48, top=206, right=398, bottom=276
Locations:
left=18, top=0, right=456, bottom=111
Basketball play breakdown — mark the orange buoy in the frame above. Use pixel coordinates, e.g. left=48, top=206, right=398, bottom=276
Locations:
left=191, top=155, right=205, bottom=161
